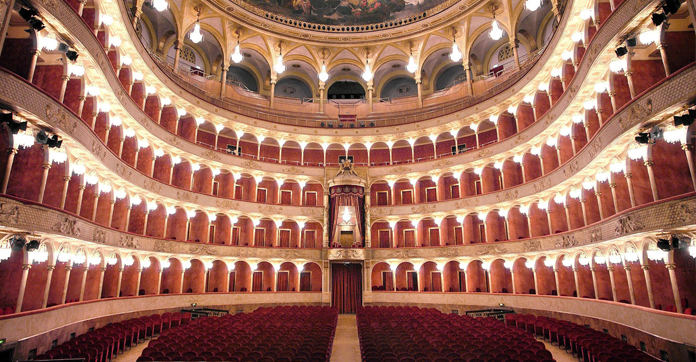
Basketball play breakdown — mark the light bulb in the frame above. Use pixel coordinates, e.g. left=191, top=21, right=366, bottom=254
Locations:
left=274, top=54, right=286, bottom=74
left=152, top=0, right=168, bottom=11
left=449, top=42, right=462, bottom=62
left=189, top=22, right=203, bottom=44
left=362, top=61, right=373, bottom=82
left=232, top=44, right=243, bottom=64
left=318, top=63, right=329, bottom=82
left=525, top=0, right=541, bottom=11
left=406, top=56, right=417, bottom=73
left=489, top=20, right=504, bottom=41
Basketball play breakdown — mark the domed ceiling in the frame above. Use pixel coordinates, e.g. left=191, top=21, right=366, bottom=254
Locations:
left=237, top=0, right=452, bottom=25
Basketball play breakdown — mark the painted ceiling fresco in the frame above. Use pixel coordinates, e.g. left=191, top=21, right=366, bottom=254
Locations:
left=242, top=0, right=450, bottom=25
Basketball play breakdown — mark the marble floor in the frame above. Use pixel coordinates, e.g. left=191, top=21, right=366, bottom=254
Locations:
left=112, top=315, right=578, bottom=362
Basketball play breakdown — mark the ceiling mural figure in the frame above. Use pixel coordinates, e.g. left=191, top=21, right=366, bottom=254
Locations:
left=241, top=0, right=450, bottom=25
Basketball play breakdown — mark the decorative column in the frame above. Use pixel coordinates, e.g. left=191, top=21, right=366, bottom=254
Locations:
left=179, top=270, right=185, bottom=293
left=532, top=268, right=539, bottom=294
left=59, top=75, right=70, bottom=103
left=642, top=265, right=655, bottom=309
left=607, top=266, right=617, bottom=302
left=219, top=64, right=228, bottom=98
left=60, top=265, right=72, bottom=304
left=116, top=267, right=124, bottom=298
left=609, top=182, right=620, bottom=214
left=97, top=267, right=106, bottom=299
left=75, top=184, right=86, bottom=216
left=683, top=144, right=696, bottom=191
left=60, top=176, right=71, bottom=209
left=644, top=160, right=659, bottom=201
left=624, top=265, right=636, bottom=305
left=41, top=265, right=55, bottom=308
left=656, top=41, right=671, bottom=76
left=107, top=199, right=116, bottom=227
left=27, top=49, right=41, bottom=83
left=624, top=54, right=636, bottom=98
left=595, top=188, right=604, bottom=220
left=270, top=79, right=276, bottom=108
left=91, top=193, right=99, bottom=221
left=133, top=267, right=144, bottom=295
left=37, top=154, right=51, bottom=203
left=415, top=78, right=423, bottom=108
left=590, top=267, right=599, bottom=299
left=464, top=64, right=474, bottom=95
left=666, top=263, right=683, bottom=313
left=0, top=0, right=17, bottom=54
left=15, top=264, right=31, bottom=313
left=510, top=270, right=516, bottom=294
left=78, top=266, right=89, bottom=301
left=624, top=173, right=637, bottom=208
left=1, top=148, right=18, bottom=193
left=580, top=197, right=588, bottom=226
left=124, top=205, right=132, bottom=232
left=172, top=38, right=182, bottom=70
left=157, top=268, right=163, bottom=294
left=365, top=191, right=371, bottom=248
left=323, top=191, right=330, bottom=247
left=367, top=84, right=374, bottom=113
left=319, top=83, right=325, bottom=113
left=553, top=268, right=561, bottom=296
left=572, top=267, right=581, bottom=297
left=510, top=38, right=520, bottom=68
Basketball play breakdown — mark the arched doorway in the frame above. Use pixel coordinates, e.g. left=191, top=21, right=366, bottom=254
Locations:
left=331, top=262, right=362, bottom=314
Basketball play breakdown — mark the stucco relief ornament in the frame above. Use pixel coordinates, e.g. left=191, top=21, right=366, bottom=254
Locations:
left=91, top=140, right=107, bottom=161
left=589, top=228, right=603, bottom=243
left=476, top=245, right=509, bottom=255
left=668, top=201, right=696, bottom=225
left=117, top=235, right=139, bottom=249
left=563, top=161, right=579, bottom=177
left=432, top=159, right=454, bottom=168
left=201, top=150, right=221, bottom=161
left=390, top=165, right=410, bottom=174
left=189, top=244, right=218, bottom=255
left=45, top=104, right=76, bottom=134
left=216, top=200, right=240, bottom=209
left=143, top=179, right=162, bottom=193
left=533, top=178, right=551, bottom=192
left=334, top=158, right=359, bottom=177
left=587, top=137, right=603, bottom=159
left=614, top=215, right=644, bottom=236
left=371, top=207, right=394, bottom=217
left=242, top=160, right=260, bottom=169
left=282, top=166, right=303, bottom=174
left=554, top=234, right=578, bottom=249
left=154, top=240, right=174, bottom=252
left=53, top=217, right=81, bottom=236
left=92, top=229, right=106, bottom=244
left=496, top=190, right=518, bottom=202
left=410, top=204, right=436, bottom=213
left=455, top=199, right=479, bottom=208
left=176, top=191, right=199, bottom=203
left=329, top=248, right=365, bottom=260
left=0, top=203, right=19, bottom=224
left=392, top=249, right=420, bottom=258
left=523, top=240, right=542, bottom=252
left=258, top=205, right=283, bottom=214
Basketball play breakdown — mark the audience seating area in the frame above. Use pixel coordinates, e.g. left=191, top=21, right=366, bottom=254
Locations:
left=137, top=306, right=338, bottom=362
left=357, top=306, right=554, bottom=362
left=34, top=312, right=192, bottom=361
left=505, top=314, right=659, bottom=362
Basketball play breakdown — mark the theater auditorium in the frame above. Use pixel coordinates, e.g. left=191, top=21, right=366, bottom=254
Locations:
left=0, top=0, right=694, bottom=359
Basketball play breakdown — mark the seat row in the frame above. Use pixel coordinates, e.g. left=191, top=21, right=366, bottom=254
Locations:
left=504, top=314, right=658, bottom=362
left=357, top=306, right=554, bottom=362
left=137, top=306, right=338, bottom=362
left=34, top=312, right=192, bottom=362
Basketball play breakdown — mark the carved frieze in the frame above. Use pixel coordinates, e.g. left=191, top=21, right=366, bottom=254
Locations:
left=496, top=190, right=518, bottom=202
left=0, top=203, right=19, bottom=224
left=201, top=150, right=221, bottom=161
left=52, top=217, right=81, bottom=236
left=555, top=235, right=578, bottom=249
left=615, top=215, right=644, bottom=236
left=258, top=205, right=283, bottom=214
left=455, top=199, right=479, bottom=208
left=523, top=240, right=542, bottom=252
left=93, top=229, right=106, bottom=244
left=176, top=191, right=199, bottom=203
left=410, top=204, right=436, bottom=214
left=117, top=235, right=140, bottom=249
left=476, top=245, right=509, bottom=255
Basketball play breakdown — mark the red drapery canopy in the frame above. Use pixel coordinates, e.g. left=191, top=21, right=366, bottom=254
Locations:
left=329, top=185, right=365, bottom=247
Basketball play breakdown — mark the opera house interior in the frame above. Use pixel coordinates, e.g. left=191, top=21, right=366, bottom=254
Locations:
left=0, top=0, right=695, bottom=359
